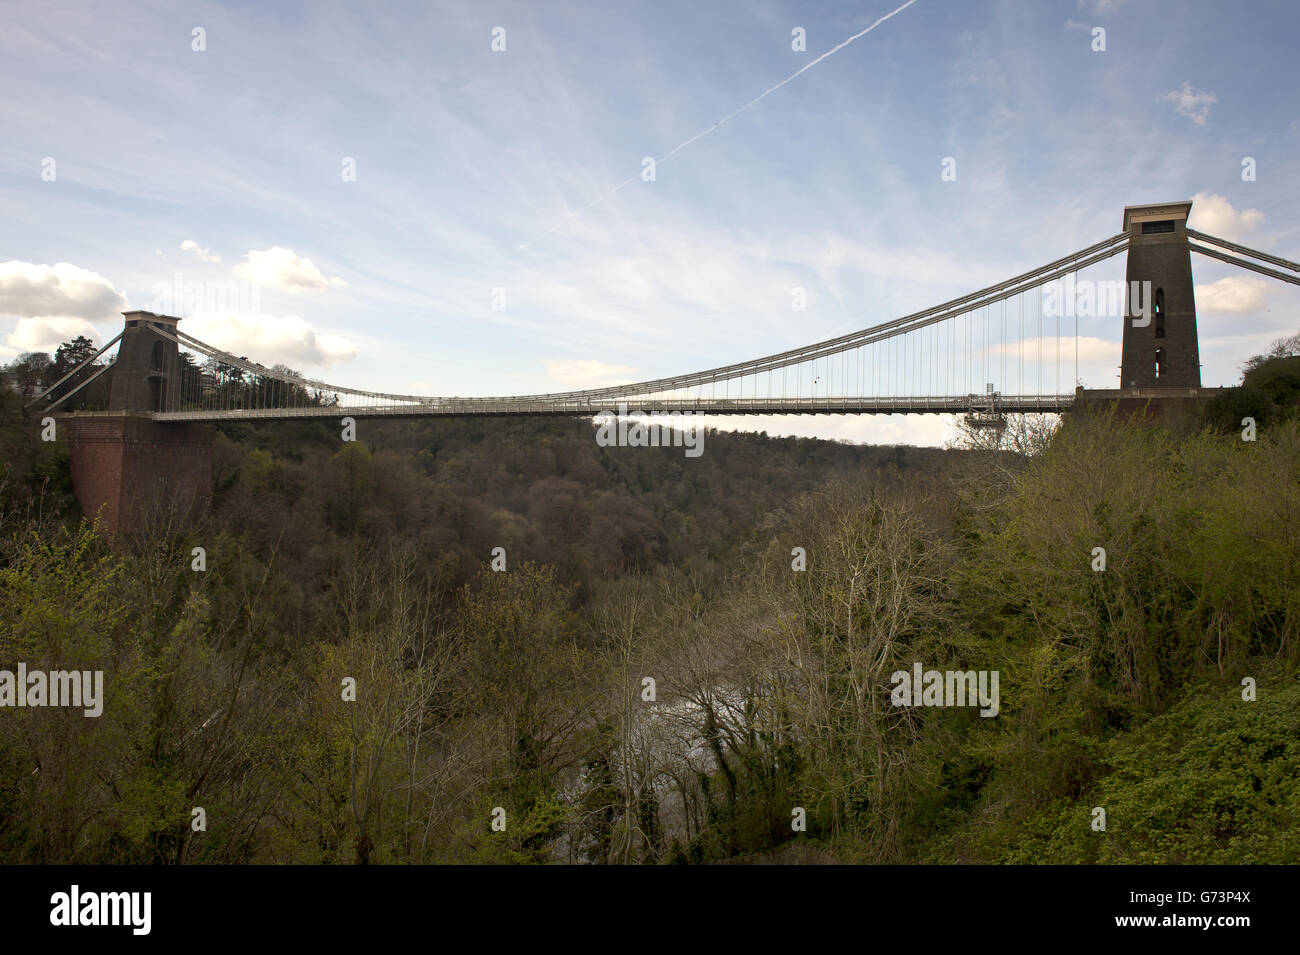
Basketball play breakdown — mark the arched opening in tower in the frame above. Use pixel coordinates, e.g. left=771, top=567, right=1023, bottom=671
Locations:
left=149, top=339, right=166, bottom=411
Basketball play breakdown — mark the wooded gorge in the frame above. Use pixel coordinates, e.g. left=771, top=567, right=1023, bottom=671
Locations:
left=1, top=356, right=1298, bottom=864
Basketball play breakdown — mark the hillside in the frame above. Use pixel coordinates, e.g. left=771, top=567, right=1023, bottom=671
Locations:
left=1, top=356, right=1298, bottom=864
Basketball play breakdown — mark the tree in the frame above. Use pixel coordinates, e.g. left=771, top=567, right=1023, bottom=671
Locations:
left=27, top=336, right=109, bottom=411
left=1243, top=329, right=1300, bottom=374
left=452, top=564, right=592, bottom=860
left=50, top=336, right=97, bottom=382
left=3, top=352, right=52, bottom=396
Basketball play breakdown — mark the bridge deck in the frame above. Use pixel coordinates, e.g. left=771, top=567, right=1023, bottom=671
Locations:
left=137, top=394, right=1077, bottom=421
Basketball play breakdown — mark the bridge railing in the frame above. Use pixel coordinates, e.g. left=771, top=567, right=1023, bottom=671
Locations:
left=152, top=392, right=1077, bottom=421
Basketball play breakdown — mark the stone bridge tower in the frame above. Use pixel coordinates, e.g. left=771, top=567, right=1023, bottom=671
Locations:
left=60, top=311, right=213, bottom=535
left=1120, top=200, right=1201, bottom=388
left=108, top=310, right=182, bottom=412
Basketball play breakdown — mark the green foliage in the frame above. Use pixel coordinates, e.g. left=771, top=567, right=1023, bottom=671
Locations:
left=465, top=792, right=573, bottom=865
left=1245, top=355, right=1300, bottom=408
left=0, top=520, right=294, bottom=863
left=1001, top=677, right=1300, bottom=864
left=1204, top=384, right=1276, bottom=434
left=2, top=366, right=1298, bottom=864
left=1205, top=355, right=1300, bottom=433
left=241, top=448, right=276, bottom=489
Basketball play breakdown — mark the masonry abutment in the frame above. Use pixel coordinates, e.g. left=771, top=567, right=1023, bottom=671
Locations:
left=62, top=311, right=214, bottom=534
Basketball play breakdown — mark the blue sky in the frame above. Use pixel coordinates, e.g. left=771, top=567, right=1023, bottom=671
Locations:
left=3, top=0, right=1298, bottom=445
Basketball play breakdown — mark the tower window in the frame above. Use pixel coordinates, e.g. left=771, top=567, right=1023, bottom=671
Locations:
left=1155, top=348, right=1166, bottom=379
left=1142, top=219, right=1176, bottom=234
left=1154, top=288, right=1165, bottom=339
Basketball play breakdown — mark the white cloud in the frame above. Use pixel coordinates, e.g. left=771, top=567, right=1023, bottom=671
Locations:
left=1195, top=276, right=1268, bottom=315
left=1159, top=81, right=1217, bottom=125
left=1188, top=192, right=1265, bottom=240
left=0, top=261, right=126, bottom=322
left=986, top=335, right=1121, bottom=389
left=232, top=247, right=346, bottom=290
left=994, top=335, right=1120, bottom=365
left=180, top=239, right=221, bottom=263
left=541, top=358, right=636, bottom=389
left=182, top=312, right=357, bottom=370
left=6, top=317, right=101, bottom=353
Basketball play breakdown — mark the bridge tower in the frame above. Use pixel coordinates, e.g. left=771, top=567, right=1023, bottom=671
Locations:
left=108, top=309, right=183, bottom=412
left=61, top=310, right=213, bottom=535
left=1120, top=200, right=1201, bottom=388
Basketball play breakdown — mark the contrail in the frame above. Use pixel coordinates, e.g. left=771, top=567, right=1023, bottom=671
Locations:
left=524, top=0, right=920, bottom=247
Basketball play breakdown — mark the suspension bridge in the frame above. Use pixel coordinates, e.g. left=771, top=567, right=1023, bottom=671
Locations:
left=33, top=201, right=1300, bottom=423
left=26, top=200, right=1300, bottom=532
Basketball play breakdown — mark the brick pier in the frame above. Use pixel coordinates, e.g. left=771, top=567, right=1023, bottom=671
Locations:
left=59, top=413, right=214, bottom=535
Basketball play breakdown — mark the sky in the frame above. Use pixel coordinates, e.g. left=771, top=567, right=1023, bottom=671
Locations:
left=2, top=0, right=1298, bottom=446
